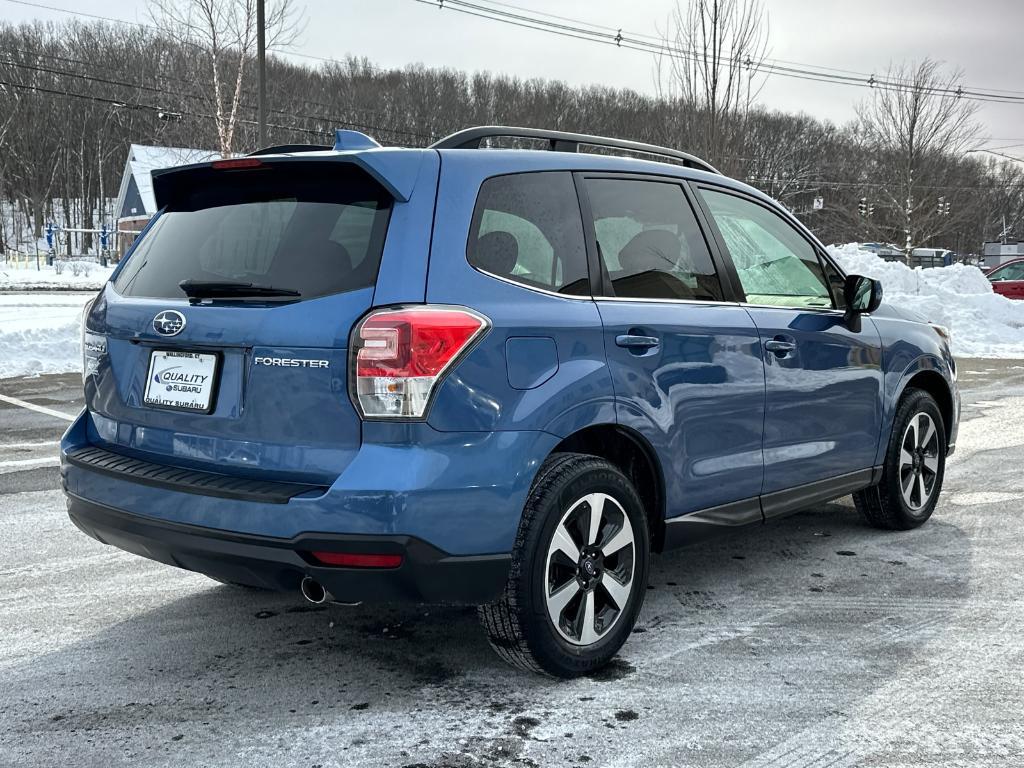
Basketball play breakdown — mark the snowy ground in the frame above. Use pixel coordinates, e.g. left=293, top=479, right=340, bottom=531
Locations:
left=1, top=365, right=1023, bottom=767
left=0, top=293, right=93, bottom=379
left=0, top=262, right=114, bottom=291
left=829, top=244, right=1024, bottom=359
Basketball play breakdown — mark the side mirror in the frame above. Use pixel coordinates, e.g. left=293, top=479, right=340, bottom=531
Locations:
left=843, top=274, right=882, bottom=327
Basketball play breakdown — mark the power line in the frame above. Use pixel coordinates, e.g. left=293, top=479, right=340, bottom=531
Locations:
left=0, top=0, right=396, bottom=75
left=967, top=148, right=1024, bottom=164
left=1, top=0, right=148, bottom=27
left=472, top=0, right=1024, bottom=100
left=1, top=55, right=207, bottom=101
left=10, top=0, right=1024, bottom=107
left=0, top=54, right=439, bottom=143
left=0, top=43, right=400, bottom=125
left=744, top=177, right=1024, bottom=191
left=0, top=70, right=439, bottom=143
left=458, top=0, right=1024, bottom=98
left=414, top=0, right=1024, bottom=105
left=0, top=77, right=332, bottom=137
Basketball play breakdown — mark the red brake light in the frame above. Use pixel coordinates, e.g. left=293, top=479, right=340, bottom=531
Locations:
left=351, top=306, right=488, bottom=419
left=212, top=158, right=263, bottom=170
left=310, top=551, right=403, bottom=568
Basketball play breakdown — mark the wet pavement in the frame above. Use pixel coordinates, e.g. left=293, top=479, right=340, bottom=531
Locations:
left=1, top=361, right=1023, bottom=767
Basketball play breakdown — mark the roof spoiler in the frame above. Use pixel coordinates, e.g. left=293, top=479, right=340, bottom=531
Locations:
left=153, top=135, right=428, bottom=203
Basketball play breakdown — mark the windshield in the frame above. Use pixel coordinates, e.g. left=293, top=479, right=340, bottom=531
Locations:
left=113, top=163, right=391, bottom=301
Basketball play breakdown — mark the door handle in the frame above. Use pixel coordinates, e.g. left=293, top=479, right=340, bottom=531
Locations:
left=615, top=334, right=660, bottom=349
left=764, top=338, right=796, bottom=355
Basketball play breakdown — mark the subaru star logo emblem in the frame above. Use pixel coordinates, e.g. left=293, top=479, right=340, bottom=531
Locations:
left=153, top=310, right=186, bottom=337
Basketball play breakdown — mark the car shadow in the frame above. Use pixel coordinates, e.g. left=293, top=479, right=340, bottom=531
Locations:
left=3, top=499, right=973, bottom=766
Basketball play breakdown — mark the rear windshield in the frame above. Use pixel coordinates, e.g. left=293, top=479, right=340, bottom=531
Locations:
left=113, top=163, right=391, bottom=301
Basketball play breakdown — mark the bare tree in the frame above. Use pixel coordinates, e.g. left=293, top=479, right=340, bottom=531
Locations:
left=857, top=58, right=981, bottom=253
left=656, top=0, right=769, bottom=172
left=0, top=17, right=1014, bottom=259
left=149, top=0, right=303, bottom=154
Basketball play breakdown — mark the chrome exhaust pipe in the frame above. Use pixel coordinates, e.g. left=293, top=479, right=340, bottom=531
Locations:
left=300, top=576, right=328, bottom=604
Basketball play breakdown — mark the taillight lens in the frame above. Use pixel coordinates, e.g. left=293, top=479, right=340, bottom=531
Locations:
left=211, top=158, right=263, bottom=170
left=81, top=299, right=105, bottom=383
left=351, top=305, right=488, bottom=419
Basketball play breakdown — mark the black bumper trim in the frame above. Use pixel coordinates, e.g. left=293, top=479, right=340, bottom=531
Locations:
left=65, top=445, right=328, bottom=504
left=66, top=494, right=511, bottom=605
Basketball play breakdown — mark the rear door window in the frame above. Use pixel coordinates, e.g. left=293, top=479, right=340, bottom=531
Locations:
left=113, top=163, right=391, bottom=301
left=467, top=172, right=589, bottom=295
left=583, top=177, right=724, bottom=301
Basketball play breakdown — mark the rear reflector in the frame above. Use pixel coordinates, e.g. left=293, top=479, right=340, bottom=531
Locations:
left=351, top=305, right=489, bottom=419
left=212, top=158, right=263, bottom=170
left=310, top=551, right=404, bottom=568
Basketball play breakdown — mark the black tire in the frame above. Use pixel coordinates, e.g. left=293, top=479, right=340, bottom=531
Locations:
left=853, top=388, right=946, bottom=530
left=478, top=452, right=650, bottom=677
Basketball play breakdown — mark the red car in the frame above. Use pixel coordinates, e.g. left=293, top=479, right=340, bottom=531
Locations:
left=986, top=258, right=1024, bottom=300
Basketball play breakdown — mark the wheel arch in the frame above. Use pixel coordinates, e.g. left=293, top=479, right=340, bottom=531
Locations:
left=549, top=423, right=667, bottom=552
left=897, top=365, right=955, bottom=451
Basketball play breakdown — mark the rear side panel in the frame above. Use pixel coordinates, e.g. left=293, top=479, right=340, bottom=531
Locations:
left=423, top=152, right=615, bottom=436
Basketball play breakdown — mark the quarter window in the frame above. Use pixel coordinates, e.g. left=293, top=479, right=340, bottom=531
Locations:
left=699, top=188, right=833, bottom=309
left=584, top=178, right=724, bottom=301
left=467, top=172, right=589, bottom=295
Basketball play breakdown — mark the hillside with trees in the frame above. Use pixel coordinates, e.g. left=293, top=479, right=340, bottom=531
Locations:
left=1, top=11, right=1021, bottom=257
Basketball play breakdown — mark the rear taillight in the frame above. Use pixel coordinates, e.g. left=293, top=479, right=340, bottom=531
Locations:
left=350, top=305, right=489, bottom=419
left=81, top=299, right=105, bottom=383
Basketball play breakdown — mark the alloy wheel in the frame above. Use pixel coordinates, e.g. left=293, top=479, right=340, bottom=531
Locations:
left=898, top=412, right=941, bottom=512
left=544, top=492, right=636, bottom=646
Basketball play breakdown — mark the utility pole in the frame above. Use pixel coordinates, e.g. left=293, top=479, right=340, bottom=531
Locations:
left=257, top=0, right=267, bottom=148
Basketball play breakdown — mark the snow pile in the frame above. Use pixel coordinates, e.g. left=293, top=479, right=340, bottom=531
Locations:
left=828, top=244, right=1024, bottom=359
left=0, top=293, right=93, bottom=378
left=0, top=262, right=114, bottom=291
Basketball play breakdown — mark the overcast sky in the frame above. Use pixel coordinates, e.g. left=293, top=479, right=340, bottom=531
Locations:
left=4, top=0, right=1023, bottom=155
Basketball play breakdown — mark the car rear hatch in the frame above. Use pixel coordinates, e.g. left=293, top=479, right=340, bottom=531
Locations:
left=83, top=157, right=402, bottom=486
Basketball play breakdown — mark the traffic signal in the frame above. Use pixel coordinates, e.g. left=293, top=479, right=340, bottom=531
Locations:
left=858, top=197, right=867, bottom=216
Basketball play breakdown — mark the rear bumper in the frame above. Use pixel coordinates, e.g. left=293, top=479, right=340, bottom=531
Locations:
left=61, top=411, right=561, bottom=557
left=67, top=493, right=510, bottom=604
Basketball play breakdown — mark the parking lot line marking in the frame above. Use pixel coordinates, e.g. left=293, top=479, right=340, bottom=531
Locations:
left=1, top=441, right=60, bottom=449
left=0, top=457, right=60, bottom=469
left=0, top=393, right=76, bottom=422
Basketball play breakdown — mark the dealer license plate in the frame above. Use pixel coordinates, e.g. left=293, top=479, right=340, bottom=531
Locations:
left=144, top=350, right=218, bottom=412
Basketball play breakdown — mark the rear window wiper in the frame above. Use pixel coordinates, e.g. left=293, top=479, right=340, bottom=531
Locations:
left=178, top=279, right=301, bottom=300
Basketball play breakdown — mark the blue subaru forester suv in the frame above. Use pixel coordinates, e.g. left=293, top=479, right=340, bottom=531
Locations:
left=64, top=126, right=959, bottom=677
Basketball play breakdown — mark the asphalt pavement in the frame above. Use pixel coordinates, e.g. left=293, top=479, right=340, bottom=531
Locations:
left=1, top=361, right=1023, bottom=767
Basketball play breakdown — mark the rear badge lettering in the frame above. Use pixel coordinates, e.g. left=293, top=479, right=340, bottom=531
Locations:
left=254, top=357, right=330, bottom=369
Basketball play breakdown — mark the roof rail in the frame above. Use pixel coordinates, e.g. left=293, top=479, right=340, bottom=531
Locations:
left=249, top=143, right=331, bottom=156
left=429, top=126, right=719, bottom=174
